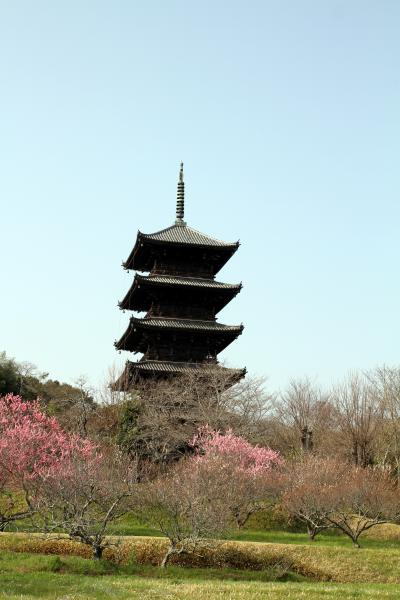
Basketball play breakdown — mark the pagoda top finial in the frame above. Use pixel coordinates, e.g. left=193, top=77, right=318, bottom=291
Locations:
left=175, top=162, right=185, bottom=225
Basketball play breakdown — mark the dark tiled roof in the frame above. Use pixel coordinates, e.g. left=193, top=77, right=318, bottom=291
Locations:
left=131, top=317, right=243, bottom=333
left=140, top=223, right=238, bottom=248
left=111, top=360, right=246, bottom=389
left=134, top=360, right=245, bottom=377
left=137, top=360, right=231, bottom=373
left=118, top=274, right=242, bottom=314
left=124, top=222, right=239, bottom=273
left=115, top=317, right=244, bottom=352
left=138, top=274, right=241, bottom=290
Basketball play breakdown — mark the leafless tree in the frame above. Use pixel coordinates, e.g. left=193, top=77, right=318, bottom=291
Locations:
left=332, top=373, right=383, bottom=467
left=132, top=457, right=232, bottom=567
left=35, top=447, right=138, bottom=560
left=366, top=366, right=400, bottom=483
left=223, top=375, right=274, bottom=442
left=97, top=364, right=130, bottom=408
left=325, top=465, right=398, bottom=547
left=283, top=455, right=398, bottom=547
left=66, top=376, right=97, bottom=438
left=273, top=378, right=333, bottom=456
left=282, top=456, right=345, bottom=540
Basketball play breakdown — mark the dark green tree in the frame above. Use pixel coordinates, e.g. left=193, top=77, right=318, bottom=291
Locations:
left=0, top=352, right=20, bottom=396
left=117, top=398, right=142, bottom=456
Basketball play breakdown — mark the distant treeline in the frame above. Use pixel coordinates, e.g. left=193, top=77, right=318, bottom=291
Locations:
left=0, top=350, right=95, bottom=427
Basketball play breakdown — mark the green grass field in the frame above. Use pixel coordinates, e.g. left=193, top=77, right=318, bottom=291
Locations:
left=2, top=519, right=400, bottom=598
left=0, top=551, right=400, bottom=599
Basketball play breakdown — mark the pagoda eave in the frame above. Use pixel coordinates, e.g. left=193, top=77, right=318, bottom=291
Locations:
left=118, top=274, right=242, bottom=313
left=123, top=230, right=239, bottom=274
left=115, top=317, right=244, bottom=354
left=116, top=316, right=243, bottom=341
left=112, top=360, right=247, bottom=390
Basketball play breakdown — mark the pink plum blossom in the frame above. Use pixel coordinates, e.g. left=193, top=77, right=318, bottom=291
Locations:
left=191, top=426, right=282, bottom=476
left=0, top=394, right=96, bottom=486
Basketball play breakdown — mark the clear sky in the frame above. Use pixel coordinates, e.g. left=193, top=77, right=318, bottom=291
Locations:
left=1, top=1, right=399, bottom=393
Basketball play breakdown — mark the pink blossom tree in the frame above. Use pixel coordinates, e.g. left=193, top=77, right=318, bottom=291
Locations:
left=0, top=394, right=94, bottom=530
left=0, top=394, right=138, bottom=558
left=192, top=427, right=283, bottom=528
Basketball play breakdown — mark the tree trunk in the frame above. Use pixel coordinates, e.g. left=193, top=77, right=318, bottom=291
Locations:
left=396, top=460, right=400, bottom=488
left=307, top=525, right=317, bottom=541
left=160, top=545, right=174, bottom=568
left=235, top=515, right=247, bottom=529
left=334, top=526, right=361, bottom=548
left=93, top=545, right=103, bottom=560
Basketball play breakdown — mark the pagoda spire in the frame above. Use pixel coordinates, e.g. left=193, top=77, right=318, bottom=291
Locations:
left=175, top=162, right=185, bottom=224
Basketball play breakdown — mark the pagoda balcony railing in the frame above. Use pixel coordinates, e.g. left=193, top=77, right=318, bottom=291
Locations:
left=146, top=304, right=215, bottom=320
left=151, top=265, right=215, bottom=279
left=143, top=350, right=218, bottom=363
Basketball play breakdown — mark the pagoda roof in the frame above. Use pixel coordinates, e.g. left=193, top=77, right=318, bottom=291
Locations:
left=140, top=223, right=239, bottom=248
left=138, top=274, right=241, bottom=289
left=124, top=316, right=242, bottom=333
left=112, top=359, right=246, bottom=389
left=123, top=222, right=239, bottom=272
left=118, top=274, right=242, bottom=312
left=130, top=359, right=245, bottom=375
left=115, top=317, right=243, bottom=352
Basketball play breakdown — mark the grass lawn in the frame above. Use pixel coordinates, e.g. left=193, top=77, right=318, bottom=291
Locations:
left=3, top=521, right=400, bottom=598
left=0, top=551, right=400, bottom=599
left=2, top=573, right=400, bottom=600
left=226, top=528, right=400, bottom=549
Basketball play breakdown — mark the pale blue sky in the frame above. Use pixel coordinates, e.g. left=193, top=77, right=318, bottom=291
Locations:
left=1, top=1, right=399, bottom=392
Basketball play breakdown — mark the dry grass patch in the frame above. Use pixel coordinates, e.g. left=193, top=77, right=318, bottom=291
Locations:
left=364, top=523, right=400, bottom=542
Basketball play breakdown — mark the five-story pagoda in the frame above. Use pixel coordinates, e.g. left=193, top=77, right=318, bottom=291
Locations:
left=113, top=164, right=245, bottom=390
